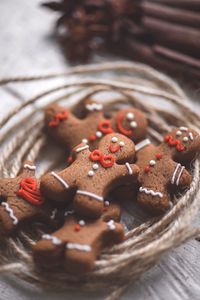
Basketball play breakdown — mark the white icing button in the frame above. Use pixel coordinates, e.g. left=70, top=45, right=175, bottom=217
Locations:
left=82, top=138, right=88, bottom=144
left=176, top=131, right=182, bottom=136
left=79, top=220, right=85, bottom=226
left=96, top=131, right=102, bottom=138
left=119, top=141, right=125, bottom=147
left=104, top=201, right=110, bottom=207
left=183, top=137, right=189, bottom=142
left=130, top=121, right=137, bottom=128
left=88, top=170, right=94, bottom=177
left=149, top=160, right=156, bottom=166
left=126, top=112, right=134, bottom=120
left=111, top=136, right=118, bottom=143
left=93, top=164, right=99, bottom=170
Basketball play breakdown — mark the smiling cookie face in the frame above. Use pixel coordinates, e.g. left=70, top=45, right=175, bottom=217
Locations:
left=163, top=127, right=200, bottom=163
left=113, top=108, right=148, bottom=143
left=98, top=133, right=135, bottom=164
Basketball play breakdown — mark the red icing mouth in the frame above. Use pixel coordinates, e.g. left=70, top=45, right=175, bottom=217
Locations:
left=116, top=111, right=132, bottom=136
left=109, top=144, right=120, bottom=153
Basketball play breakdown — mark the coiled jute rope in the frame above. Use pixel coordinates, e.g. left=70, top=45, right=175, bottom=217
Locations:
left=0, top=61, right=200, bottom=299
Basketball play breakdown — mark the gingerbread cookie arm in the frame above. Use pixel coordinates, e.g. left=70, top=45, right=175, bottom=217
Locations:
left=20, top=161, right=37, bottom=177
left=114, top=163, right=140, bottom=184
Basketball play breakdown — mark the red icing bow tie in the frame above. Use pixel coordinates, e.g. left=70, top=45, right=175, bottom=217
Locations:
left=165, top=135, right=185, bottom=152
left=48, top=111, right=68, bottom=127
left=89, top=150, right=115, bottom=168
left=17, top=177, right=44, bottom=206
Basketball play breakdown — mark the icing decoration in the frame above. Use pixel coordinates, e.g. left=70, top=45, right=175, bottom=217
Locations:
left=82, top=139, right=88, bottom=144
left=1, top=202, right=18, bottom=225
left=74, top=224, right=81, bottom=231
left=107, top=219, right=116, bottom=230
left=119, top=141, right=125, bottom=147
left=125, top=162, right=133, bottom=175
left=76, top=145, right=89, bottom=153
left=155, top=153, right=162, bottom=160
left=17, top=177, right=44, bottom=206
left=165, top=135, right=185, bottom=152
left=104, top=201, right=110, bottom=207
left=109, top=144, right=120, bottom=153
left=66, top=243, right=91, bottom=252
left=85, top=103, right=103, bottom=111
left=50, top=208, right=57, bottom=220
left=97, top=120, right=113, bottom=134
left=49, top=111, right=68, bottom=127
left=96, top=131, right=103, bottom=138
left=183, top=137, right=189, bottom=142
left=76, top=190, right=104, bottom=202
left=171, top=163, right=185, bottom=186
left=135, top=139, right=151, bottom=152
left=126, top=112, right=134, bottom=120
left=88, top=170, right=94, bottom=177
left=89, top=150, right=115, bottom=168
left=189, top=132, right=194, bottom=141
left=92, top=164, right=99, bottom=170
left=23, top=164, right=36, bottom=171
left=51, top=171, right=69, bottom=189
left=180, top=126, right=188, bottom=132
left=64, top=210, right=74, bottom=217
left=88, top=135, right=97, bottom=142
left=145, top=166, right=150, bottom=173
left=111, top=136, right=118, bottom=143
left=149, top=160, right=156, bottom=166
left=139, top=187, right=163, bottom=198
left=116, top=111, right=132, bottom=136
left=130, top=121, right=137, bottom=128
left=67, top=156, right=73, bottom=163
left=176, top=130, right=182, bottom=136
left=79, top=220, right=85, bottom=226
left=42, top=234, right=62, bottom=245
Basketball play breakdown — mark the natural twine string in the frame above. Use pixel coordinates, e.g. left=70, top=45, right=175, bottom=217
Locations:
left=0, top=61, right=200, bottom=300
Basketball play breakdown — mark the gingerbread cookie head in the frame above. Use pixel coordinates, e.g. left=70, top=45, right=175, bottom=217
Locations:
left=0, top=161, right=52, bottom=236
left=112, top=108, right=148, bottom=143
left=33, top=204, right=124, bottom=273
left=97, top=133, right=135, bottom=164
left=163, top=127, right=200, bottom=163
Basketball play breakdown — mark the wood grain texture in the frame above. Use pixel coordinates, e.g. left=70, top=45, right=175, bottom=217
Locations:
left=0, top=1, right=200, bottom=299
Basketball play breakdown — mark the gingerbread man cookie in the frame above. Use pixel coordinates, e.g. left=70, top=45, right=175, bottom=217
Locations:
left=0, top=161, right=52, bottom=235
left=33, top=203, right=124, bottom=273
left=44, top=100, right=148, bottom=155
left=135, top=127, right=200, bottom=214
left=40, top=133, right=140, bottom=218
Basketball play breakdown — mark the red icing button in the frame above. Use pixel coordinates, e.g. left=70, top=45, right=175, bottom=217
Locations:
left=155, top=153, right=162, bottom=160
left=145, top=166, right=150, bottom=173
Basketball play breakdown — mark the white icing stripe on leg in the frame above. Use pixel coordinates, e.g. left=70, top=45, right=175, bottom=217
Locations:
left=139, top=187, right=163, bottom=198
left=176, top=166, right=185, bottom=186
left=107, top=220, right=116, bottom=230
left=76, top=190, right=103, bottom=202
left=24, top=164, right=36, bottom=170
left=1, top=202, right=18, bottom=225
left=171, top=163, right=181, bottom=184
left=66, top=243, right=91, bottom=252
left=189, top=132, right=194, bottom=141
left=76, top=145, right=89, bottom=153
left=42, top=234, right=62, bottom=245
left=125, top=162, right=133, bottom=175
left=51, top=172, right=69, bottom=189
left=135, top=139, right=151, bottom=152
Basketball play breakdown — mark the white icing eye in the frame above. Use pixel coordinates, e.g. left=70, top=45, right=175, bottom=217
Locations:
left=183, top=137, right=189, bottom=142
left=126, top=112, right=134, bottom=120
left=96, top=131, right=102, bottom=138
left=79, top=220, right=85, bottom=226
left=111, top=136, right=118, bottom=143
left=149, top=160, right=156, bottom=166
left=92, top=164, right=99, bottom=170
left=176, top=131, right=182, bottom=136
left=88, top=170, right=94, bottom=177
left=130, top=121, right=137, bottom=128
left=104, top=201, right=110, bottom=207
left=82, top=138, right=88, bottom=144
left=119, top=141, right=125, bottom=147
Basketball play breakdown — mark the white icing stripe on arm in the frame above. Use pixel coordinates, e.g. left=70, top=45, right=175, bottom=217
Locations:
left=176, top=166, right=185, bottom=186
left=171, top=163, right=181, bottom=184
left=1, top=202, right=18, bottom=225
left=24, top=164, right=36, bottom=170
left=42, top=234, right=62, bottom=245
left=125, top=162, right=133, bottom=175
left=66, top=243, right=91, bottom=252
left=76, top=145, right=89, bottom=153
left=76, top=190, right=103, bottom=201
left=135, top=139, right=151, bottom=152
left=51, top=172, right=69, bottom=189
left=139, top=187, right=163, bottom=198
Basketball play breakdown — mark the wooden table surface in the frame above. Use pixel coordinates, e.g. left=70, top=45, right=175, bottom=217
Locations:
left=0, top=1, right=200, bottom=299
